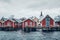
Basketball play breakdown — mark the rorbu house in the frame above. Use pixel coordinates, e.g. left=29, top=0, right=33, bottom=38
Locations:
left=32, top=17, right=40, bottom=27
left=0, top=17, right=7, bottom=27
left=4, top=19, right=18, bottom=28
left=40, top=15, right=54, bottom=28
left=54, top=15, right=60, bottom=27
left=0, top=17, right=22, bottom=28
left=22, top=19, right=37, bottom=28
left=14, top=19, right=22, bottom=28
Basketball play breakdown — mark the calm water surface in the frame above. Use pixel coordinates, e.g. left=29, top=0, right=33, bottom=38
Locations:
left=0, top=30, right=60, bottom=40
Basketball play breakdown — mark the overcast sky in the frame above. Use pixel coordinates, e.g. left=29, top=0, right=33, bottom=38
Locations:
left=0, top=0, right=60, bottom=19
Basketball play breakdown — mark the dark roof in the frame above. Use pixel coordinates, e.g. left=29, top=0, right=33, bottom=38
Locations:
left=23, top=19, right=35, bottom=22
left=54, top=15, right=60, bottom=22
left=12, top=18, right=22, bottom=23
left=1, top=17, right=7, bottom=21
left=41, top=15, right=54, bottom=22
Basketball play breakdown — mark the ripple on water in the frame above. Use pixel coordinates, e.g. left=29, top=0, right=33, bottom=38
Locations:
left=0, top=31, right=60, bottom=40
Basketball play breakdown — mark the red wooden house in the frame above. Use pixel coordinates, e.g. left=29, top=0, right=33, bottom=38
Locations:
left=1, top=17, right=21, bottom=28
left=41, top=15, right=54, bottom=28
left=4, top=19, right=18, bottom=28
left=14, top=19, right=22, bottom=28
left=22, top=19, right=36, bottom=28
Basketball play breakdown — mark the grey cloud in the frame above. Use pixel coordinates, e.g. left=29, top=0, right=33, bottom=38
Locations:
left=0, top=0, right=11, bottom=3
left=26, top=0, right=60, bottom=9
left=0, top=0, right=60, bottom=18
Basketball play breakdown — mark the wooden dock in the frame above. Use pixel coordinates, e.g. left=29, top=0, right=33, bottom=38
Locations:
left=35, top=26, right=60, bottom=31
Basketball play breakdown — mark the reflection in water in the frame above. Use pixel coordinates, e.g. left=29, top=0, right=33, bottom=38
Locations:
left=0, top=31, right=60, bottom=40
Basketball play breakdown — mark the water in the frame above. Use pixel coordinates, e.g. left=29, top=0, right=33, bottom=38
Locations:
left=0, top=30, right=60, bottom=40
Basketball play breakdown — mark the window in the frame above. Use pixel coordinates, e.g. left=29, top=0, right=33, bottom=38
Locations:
left=46, top=17, right=50, bottom=21
left=46, top=17, right=50, bottom=27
